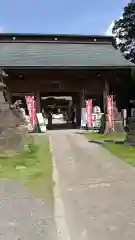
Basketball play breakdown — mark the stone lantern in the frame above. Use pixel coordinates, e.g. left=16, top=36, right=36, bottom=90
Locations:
left=0, top=69, right=27, bottom=152
left=0, top=69, right=9, bottom=109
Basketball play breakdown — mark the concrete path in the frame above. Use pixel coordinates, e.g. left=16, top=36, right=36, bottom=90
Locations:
left=50, top=130, right=135, bottom=240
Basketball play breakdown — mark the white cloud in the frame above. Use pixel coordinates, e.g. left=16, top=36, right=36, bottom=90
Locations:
left=105, top=21, right=114, bottom=36
left=0, top=26, right=4, bottom=33
left=105, top=10, right=124, bottom=36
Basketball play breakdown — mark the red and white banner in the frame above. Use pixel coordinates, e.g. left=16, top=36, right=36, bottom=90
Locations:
left=86, top=99, right=92, bottom=127
left=107, top=95, right=113, bottom=129
left=25, top=96, right=36, bottom=129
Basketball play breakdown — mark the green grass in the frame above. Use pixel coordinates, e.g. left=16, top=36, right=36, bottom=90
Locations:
left=84, top=132, right=135, bottom=167
left=104, top=143, right=135, bottom=166
left=84, top=132, right=126, bottom=141
left=0, top=135, right=53, bottom=200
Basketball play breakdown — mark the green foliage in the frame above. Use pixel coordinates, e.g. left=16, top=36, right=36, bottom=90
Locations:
left=113, top=2, right=135, bottom=62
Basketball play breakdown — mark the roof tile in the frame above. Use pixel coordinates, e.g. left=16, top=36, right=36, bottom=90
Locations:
left=0, top=42, right=134, bottom=68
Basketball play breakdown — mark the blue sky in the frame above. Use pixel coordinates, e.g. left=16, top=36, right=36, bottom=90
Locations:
left=0, top=0, right=129, bottom=35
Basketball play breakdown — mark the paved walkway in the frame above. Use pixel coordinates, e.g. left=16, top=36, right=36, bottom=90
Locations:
left=50, top=130, right=135, bottom=240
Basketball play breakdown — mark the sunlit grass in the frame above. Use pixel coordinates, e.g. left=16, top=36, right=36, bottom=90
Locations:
left=84, top=132, right=126, bottom=141
left=0, top=135, right=53, bottom=200
left=84, top=132, right=135, bottom=167
left=104, top=143, right=135, bottom=167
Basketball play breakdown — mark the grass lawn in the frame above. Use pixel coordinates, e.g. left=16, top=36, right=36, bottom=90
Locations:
left=85, top=132, right=135, bottom=167
left=0, top=135, right=53, bottom=200
left=84, top=132, right=126, bottom=141
left=104, top=143, right=135, bottom=167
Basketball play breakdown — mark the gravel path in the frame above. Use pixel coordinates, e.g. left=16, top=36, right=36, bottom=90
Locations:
left=0, top=179, right=58, bottom=240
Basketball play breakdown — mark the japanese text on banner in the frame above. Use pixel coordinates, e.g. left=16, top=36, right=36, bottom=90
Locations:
left=25, top=96, right=36, bottom=128
left=107, top=95, right=113, bottom=129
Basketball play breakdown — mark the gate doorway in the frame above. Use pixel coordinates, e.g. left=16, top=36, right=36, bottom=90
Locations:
left=40, top=92, right=78, bottom=130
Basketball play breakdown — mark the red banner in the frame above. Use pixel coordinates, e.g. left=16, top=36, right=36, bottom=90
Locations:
left=32, top=99, right=37, bottom=128
left=107, top=95, right=113, bottom=129
left=86, top=100, right=92, bottom=127
left=25, top=96, right=36, bottom=128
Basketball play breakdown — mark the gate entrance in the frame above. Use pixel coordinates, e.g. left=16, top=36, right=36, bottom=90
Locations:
left=40, top=92, right=77, bottom=130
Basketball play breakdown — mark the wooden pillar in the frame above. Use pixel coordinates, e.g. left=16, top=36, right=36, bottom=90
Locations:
left=72, top=93, right=79, bottom=126
left=81, top=89, right=85, bottom=108
left=36, top=90, right=41, bottom=113
left=75, top=90, right=85, bottom=127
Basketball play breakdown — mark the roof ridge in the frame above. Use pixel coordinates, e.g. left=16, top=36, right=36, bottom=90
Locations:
left=0, top=40, right=113, bottom=45
left=0, top=33, right=115, bottom=46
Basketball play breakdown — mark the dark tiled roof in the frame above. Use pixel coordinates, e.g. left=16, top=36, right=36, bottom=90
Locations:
left=0, top=40, right=134, bottom=69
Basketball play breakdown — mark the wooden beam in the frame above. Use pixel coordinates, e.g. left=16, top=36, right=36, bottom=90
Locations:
left=103, top=80, right=109, bottom=114
left=35, top=90, right=41, bottom=113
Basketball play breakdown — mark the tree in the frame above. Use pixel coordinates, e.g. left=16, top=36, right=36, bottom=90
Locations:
left=112, top=2, right=135, bottom=62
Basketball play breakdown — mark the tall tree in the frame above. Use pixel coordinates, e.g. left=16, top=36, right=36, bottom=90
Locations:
left=113, top=2, right=135, bottom=62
